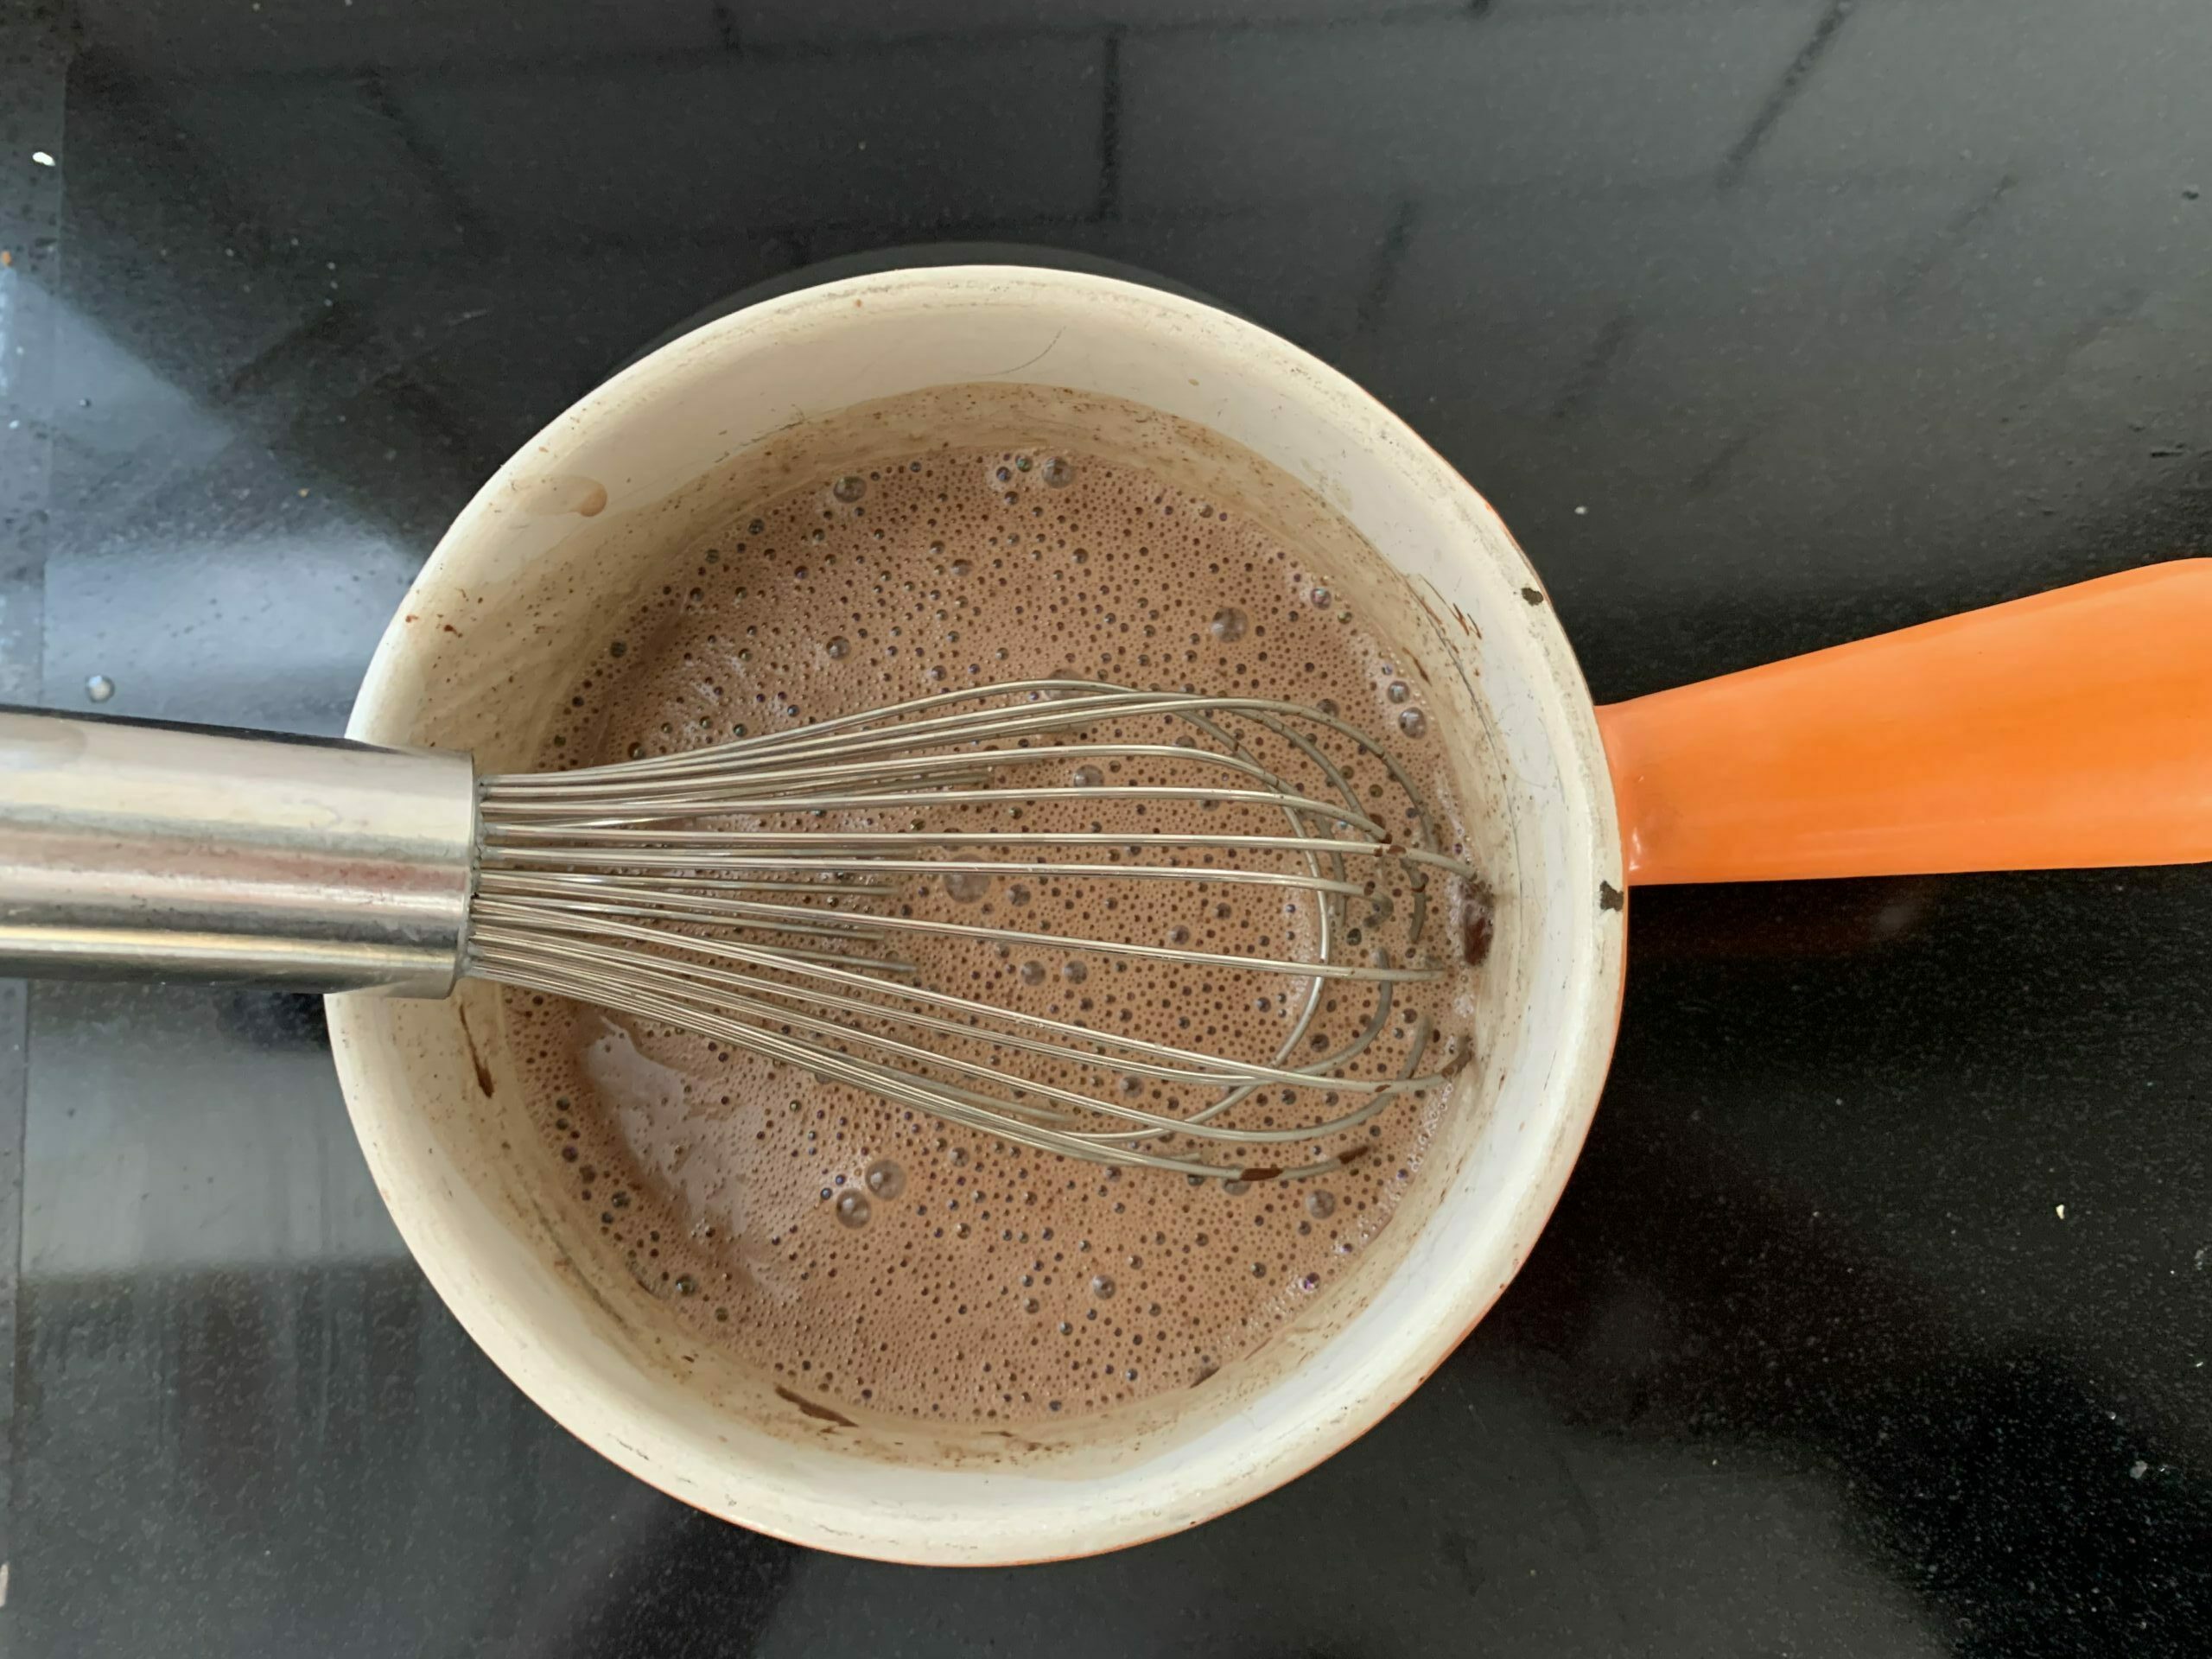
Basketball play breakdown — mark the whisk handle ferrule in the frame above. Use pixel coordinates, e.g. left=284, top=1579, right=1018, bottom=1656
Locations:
left=0, top=708, right=475, bottom=995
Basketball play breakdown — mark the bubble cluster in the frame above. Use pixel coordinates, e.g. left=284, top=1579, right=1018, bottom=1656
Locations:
left=500, top=441, right=1473, bottom=1427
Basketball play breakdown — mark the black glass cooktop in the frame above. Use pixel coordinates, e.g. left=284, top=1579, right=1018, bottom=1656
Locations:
left=2, top=2, right=2207, bottom=1653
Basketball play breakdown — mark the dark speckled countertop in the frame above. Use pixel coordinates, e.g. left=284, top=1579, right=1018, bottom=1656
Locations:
left=2, top=2, right=2209, bottom=1654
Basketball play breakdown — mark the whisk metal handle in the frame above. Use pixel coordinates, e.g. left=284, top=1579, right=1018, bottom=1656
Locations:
left=0, top=708, right=475, bottom=995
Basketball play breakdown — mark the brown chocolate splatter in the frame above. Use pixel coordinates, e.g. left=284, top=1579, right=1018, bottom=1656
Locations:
left=775, top=1385, right=855, bottom=1427
left=518, top=474, right=610, bottom=518
left=457, top=1003, right=495, bottom=1096
left=1459, top=880, right=1497, bottom=968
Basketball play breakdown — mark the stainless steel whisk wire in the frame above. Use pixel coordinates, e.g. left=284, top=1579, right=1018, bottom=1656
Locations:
left=468, top=680, right=1478, bottom=1179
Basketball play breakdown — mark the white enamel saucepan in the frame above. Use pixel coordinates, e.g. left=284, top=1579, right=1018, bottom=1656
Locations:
left=327, top=266, right=2212, bottom=1564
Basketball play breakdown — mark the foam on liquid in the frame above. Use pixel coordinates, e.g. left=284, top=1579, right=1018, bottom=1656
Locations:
left=501, top=445, right=1481, bottom=1425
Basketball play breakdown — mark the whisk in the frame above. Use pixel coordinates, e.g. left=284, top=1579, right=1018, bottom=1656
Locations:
left=0, top=683, right=1480, bottom=1178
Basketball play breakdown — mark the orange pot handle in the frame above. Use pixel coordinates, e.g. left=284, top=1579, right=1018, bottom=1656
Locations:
left=1596, top=559, right=2212, bottom=885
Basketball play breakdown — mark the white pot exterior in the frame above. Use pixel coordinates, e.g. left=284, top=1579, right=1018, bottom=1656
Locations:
left=330, top=266, right=1625, bottom=1563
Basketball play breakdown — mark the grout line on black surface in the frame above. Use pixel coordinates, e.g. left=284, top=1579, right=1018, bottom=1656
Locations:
left=358, top=68, right=500, bottom=250
left=144, top=5, right=1483, bottom=91
left=1885, top=171, right=2018, bottom=305
left=1683, top=429, right=1758, bottom=497
left=1548, top=311, right=1636, bottom=423
left=1717, top=0, right=1855, bottom=191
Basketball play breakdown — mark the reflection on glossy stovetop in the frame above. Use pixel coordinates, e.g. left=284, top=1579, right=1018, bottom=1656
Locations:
left=2, top=0, right=2208, bottom=1653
